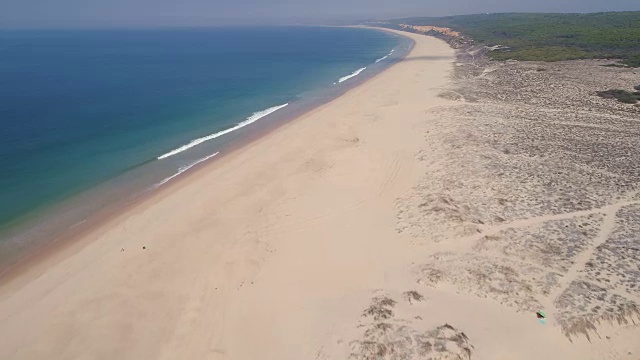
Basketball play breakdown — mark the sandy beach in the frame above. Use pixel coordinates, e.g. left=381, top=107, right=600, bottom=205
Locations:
left=1, top=28, right=639, bottom=360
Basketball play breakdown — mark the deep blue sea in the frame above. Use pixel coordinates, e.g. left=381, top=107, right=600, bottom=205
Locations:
left=0, top=26, right=407, bottom=266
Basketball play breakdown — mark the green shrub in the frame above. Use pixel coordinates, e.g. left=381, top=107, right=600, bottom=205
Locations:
left=385, top=12, right=640, bottom=67
left=490, top=46, right=593, bottom=62
left=623, top=55, right=640, bottom=68
left=597, top=89, right=640, bottom=104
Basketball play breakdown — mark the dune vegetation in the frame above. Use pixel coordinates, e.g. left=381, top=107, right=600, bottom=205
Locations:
left=383, top=12, right=640, bottom=67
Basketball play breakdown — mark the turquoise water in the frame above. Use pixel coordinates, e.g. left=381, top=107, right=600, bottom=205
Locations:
left=0, top=26, right=406, bottom=263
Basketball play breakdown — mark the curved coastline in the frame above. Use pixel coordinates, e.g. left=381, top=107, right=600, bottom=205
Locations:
left=0, top=27, right=415, bottom=283
left=0, top=27, right=456, bottom=360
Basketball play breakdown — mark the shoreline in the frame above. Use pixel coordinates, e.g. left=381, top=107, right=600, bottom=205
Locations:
left=0, top=28, right=535, bottom=360
left=1, top=24, right=637, bottom=359
left=0, top=27, right=413, bottom=286
left=0, top=28, right=415, bottom=286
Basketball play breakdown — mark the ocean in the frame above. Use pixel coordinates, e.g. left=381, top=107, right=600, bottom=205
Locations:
left=0, top=26, right=409, bottom=270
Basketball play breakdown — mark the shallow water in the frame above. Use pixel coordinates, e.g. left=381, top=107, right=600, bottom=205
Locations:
left=0, top=26, right=410, bottom=271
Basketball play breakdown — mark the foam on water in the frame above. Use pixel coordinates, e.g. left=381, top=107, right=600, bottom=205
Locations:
left=375, top=55, right=388, bottom=63
left=375, top=49, right=395, bottom=63
left=156, top=152, right=219, bottom=187
left=157, top=103, right=289, bottom=160
left=335, top=67, right=367, bottom=84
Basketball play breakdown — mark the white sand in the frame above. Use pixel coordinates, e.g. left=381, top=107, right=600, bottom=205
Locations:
left=1, top=29, right=636, bottom=360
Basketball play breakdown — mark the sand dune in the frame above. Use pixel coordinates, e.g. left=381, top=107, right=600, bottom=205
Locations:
left=1, top=28, right=639, bottom=360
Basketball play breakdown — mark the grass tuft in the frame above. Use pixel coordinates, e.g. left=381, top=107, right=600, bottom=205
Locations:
left=403, top=290, right=425, bottom=304
left=597, top=89, right=640, bottom=104
left=362, top=296, right=397, bottom=321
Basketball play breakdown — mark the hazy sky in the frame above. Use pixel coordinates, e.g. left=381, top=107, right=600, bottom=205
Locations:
left=1, top=0, right=639, bottom=28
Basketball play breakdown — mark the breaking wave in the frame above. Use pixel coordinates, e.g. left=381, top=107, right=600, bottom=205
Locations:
left=335, top=67, right=367, bottom=84
left=156, top=152, right=219, bottom=187
left=375, top=49, right=395, bottom=63
left=157, top=103, right=289, bottom=160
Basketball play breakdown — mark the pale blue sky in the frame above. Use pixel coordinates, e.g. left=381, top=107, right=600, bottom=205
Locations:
left=1, top=0, right=639, bottom=28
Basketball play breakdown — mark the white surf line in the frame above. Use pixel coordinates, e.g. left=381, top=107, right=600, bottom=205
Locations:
left=70, top=220, right=86, bottom=229
left=334, top=67, right=367, bottom=84
left=157, top=103, right=289, bottom=160
left=375, top=55, right=388, bottom=63
left=156, top=152, right=219, bottom=187
left=375, top=49, right=395, bottom=63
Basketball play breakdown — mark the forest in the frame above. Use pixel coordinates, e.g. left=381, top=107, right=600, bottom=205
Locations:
left=384, top=12, right=640, bottom=67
